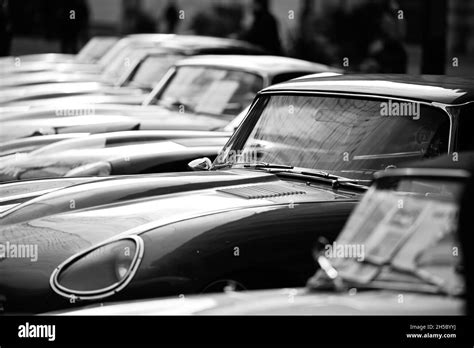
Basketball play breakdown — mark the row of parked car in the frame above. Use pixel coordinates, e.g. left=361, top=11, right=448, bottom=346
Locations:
left=0, top=34, right=472, bottom=315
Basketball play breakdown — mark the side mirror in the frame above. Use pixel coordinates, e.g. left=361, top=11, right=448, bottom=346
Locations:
left=188, top=157, right=212, bottom=171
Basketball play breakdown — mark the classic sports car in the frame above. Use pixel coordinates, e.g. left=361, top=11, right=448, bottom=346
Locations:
left=53, top=152, right=471, bottom=315
left=0, top=56, right=335, bottom=142
left=0, top=36, right=119, bottom=72
left=0, top=105, right=246, bottom=158
left=0, top=34, right=173, bottom=83
left=0, top=35, right=269, bottom=105
left=0, top=130, right=230, bottom=182
left=0, top=107, right=248, bottom=181
left=0, top=74, right=470, bottom=313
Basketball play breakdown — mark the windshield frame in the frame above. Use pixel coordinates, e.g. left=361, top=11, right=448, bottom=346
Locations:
left=213, top=91, right=454, bottom=177
left=144, top=64, right=267, bottom=117
left=116, top=51, right=184, bottom=89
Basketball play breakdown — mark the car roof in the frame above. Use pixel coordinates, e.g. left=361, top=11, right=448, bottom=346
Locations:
left=124, top=34, right=264, bottom=52
left=160, top=36, right=265, bottom=52
left=125, top=34, right=176, bottom=41
left=174, top=55, right=338, bottom=76
left=261, top=74, right=474, bottom=105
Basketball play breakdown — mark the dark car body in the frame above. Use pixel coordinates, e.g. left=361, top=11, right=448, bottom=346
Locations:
left=0, top=74, right=471, bottom=313
left=0, top=170, right=360, bottom=313
left=60, top=153, right=472, bottom=315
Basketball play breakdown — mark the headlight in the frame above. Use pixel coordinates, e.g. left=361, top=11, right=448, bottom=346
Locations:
left=64, top=161, right=111, bottom=177
left=50, top=236, right=144, bottom=300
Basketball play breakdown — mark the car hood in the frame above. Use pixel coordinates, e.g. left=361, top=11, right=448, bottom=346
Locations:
left=0, top=53, right=76, bottom=67
left=0, top=107, right=229, bottom=143
left=0, top=169, right=349, bottom=228
left=0, top=104, right=165, bottom=122
left=0, top=170, right=353, bottom=303
left=0, top=115, right=142, bottom=142
left=2, top=93, right=147, bottom=108
left=0, top=177, right=104, bottom=213
left=0, top=62, right=101, bottom=75
left=0, top=71, right=103, bottom=89
left=0, top=138, right=228, bottom=181
left=0, top=82, right=143, bottom=105
left=50, top=288, right=464, bottom=315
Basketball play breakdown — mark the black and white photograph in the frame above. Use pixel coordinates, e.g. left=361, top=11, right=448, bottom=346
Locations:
left=0, top=0, right=473, bottom=346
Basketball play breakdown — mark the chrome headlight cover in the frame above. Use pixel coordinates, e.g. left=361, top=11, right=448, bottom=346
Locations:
left=50, top=235, right=144, bottom=301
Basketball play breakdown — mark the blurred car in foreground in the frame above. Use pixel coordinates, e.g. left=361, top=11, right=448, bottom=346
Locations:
left=0, top=74, right=467, bottom=313
left=0, top=56, right=336, bottom=142
left=53, top=153, right=471, bottom=315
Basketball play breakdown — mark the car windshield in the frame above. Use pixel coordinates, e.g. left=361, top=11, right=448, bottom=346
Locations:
left=309, top=176, right=465, bottom=295
left=222, top=95, right=450, bottom=179
left=123, top=54, right=183, bottom=89
left=98, top=38, right=132, bottom=67
left=101, top=47, right=151, bottom=83
left=154, top=66, right=264, bottom=116
left=76, top=37, right=118, bottom=63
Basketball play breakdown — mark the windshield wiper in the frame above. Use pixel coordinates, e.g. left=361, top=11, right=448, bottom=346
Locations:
left=213, top=162, right=294, bottom=170
left=299, top=170, right=371, bottom=186
left=242, top=162, right=294, bottom=170
left=273, top=168, right=370, bottom=190
left=216, top=163, right=370, bottom=189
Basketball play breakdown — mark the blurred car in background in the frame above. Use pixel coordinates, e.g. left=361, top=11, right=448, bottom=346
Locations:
left=54, top=153, right=470, bottom=315
left=0, top=36, right=269, bottom=105
left=0, top=34, right=173, bottom=79
left=0, top=103, right=246, bottom=156
left=0, top=130, right=230, bottom=182
left=0, top=74, right=468, bottom=313
left=0, top=56, right=336, bottom=142
left=0, top=36, right=119, bottom=70
left=0, top=105, right=250, bottom=182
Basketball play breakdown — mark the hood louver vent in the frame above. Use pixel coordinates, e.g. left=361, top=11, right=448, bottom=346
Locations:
left=218, top=184, right=306, bottom=199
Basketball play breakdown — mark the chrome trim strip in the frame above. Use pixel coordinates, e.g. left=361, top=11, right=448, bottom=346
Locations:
left=374, top=168, right=470, bottom=180
left=353, top=151, right=422, bottom=160
left=0, top=188, right=57, bottom=204
left=259, top=90, right=474, bottom=108
left=258, top=90, right=442, bottom=106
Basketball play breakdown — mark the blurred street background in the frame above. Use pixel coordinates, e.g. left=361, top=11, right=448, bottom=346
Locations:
left=1, top=0, right=473, bottom=75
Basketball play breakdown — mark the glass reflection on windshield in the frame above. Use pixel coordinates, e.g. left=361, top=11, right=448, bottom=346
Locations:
left=125, top=55, right=183, bottom=89
left=156, top=66, right=263, bottom=117
left=231, top=95, right=450, bottom=180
